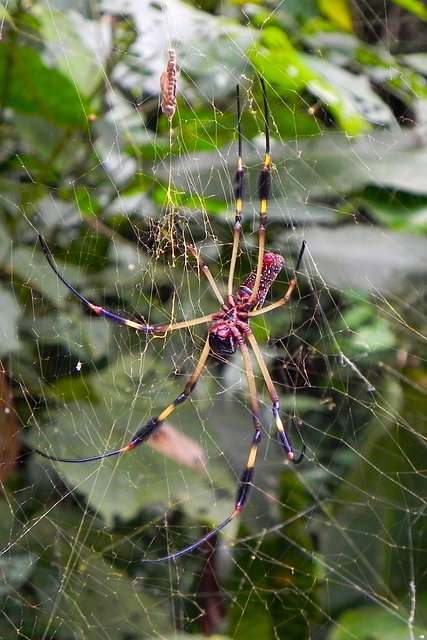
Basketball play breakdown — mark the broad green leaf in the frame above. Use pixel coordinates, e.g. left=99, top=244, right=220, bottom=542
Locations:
left=0, top=43, right=89, bottom=127
left=38, top=6, right=111, bottom=96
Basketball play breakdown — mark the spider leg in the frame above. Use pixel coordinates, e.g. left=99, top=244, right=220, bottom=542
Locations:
left=142, top=514, right=237, bottom=563
left=35, top=338, right=212, bottom=463
left=143, top=335, right=263, bottom=562
left=248, top=78, right=270, bottom=306
left=39, top=235, right=215, bottom=333
left=187, top=244, right=225, bottom=306
left=246, top=332, right=304, bottom=464
left=227, top=85, right=244, bottom=301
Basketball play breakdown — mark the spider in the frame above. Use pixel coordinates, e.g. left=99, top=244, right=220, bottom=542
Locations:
left=35, top=80, right=306, bottom=562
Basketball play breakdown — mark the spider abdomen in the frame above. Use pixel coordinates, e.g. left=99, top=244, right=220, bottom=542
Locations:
left=237, top=252, right=285, bottom=308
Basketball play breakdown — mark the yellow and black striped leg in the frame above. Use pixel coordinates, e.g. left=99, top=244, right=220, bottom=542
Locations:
left=39, top=235, right=215, bottom=335
left=246, top=332, right=305, bottom=464
left=143, top=425, right=262, bottom=563
left=143, top=337, right=264, bottom=563
left=35, top=339, right=212, bottom=464
left=248, top=78, right=271, bottom=306
left=227, top=85, right=245, bottom=301
left=187, top=244, right=225, bottom=307
left=124, top=339, right=212, bottom=451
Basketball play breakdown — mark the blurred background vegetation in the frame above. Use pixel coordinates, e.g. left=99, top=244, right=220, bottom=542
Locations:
left=1, top=0, right=427, bottom=638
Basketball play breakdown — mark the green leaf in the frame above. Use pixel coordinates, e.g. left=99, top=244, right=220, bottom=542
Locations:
left=249, top=27, right=370, bottom=134
left=0, top=43, right=89, bottom=127
left=38, top=6, right=110, bottom=96
left=329, top=603, right=427, bottom=639
left=318, top=0, right=353, bottom=32
left=390, top=0, right=427, bottom=20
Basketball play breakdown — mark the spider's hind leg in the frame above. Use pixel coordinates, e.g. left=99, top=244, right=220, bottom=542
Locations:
left=143, top=336, right=265, bottom=563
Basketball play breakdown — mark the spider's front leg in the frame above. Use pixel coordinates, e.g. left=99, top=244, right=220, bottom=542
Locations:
left=39, top=235, right=215, bottom=335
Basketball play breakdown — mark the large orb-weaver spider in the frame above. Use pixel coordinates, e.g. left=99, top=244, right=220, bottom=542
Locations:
left=35, top=80, right=306, bottom=562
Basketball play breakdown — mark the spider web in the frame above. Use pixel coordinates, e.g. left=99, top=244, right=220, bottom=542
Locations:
left=1, top=1, right=427, bottom=639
